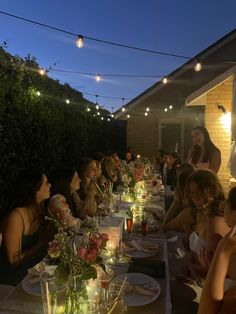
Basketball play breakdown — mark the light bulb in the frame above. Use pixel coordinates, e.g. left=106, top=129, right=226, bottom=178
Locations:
left=146, top=107, right=150, bottom=112
left=87, top=107, right=91, bottom=112
left=127, top=114, right=130, bottom=119
left=97, top=111, right=100, bottom=116
left=162, top=77, right=168, bottom=84
left=122, top=107, right=125, bottom=112
left=101, top=117, right=104, bottom=120
left=111, top=114, right=114, bottom=118
left=36, top=91, right=41, bottom=96
left=169, top=105, right=173, bottom=109
left=96, top=104, right=99, bottom=110
left=65, top=99, right=70, bottom=104
left=39, top=68, right=46, bottom=75
left=194, top=62, right=202, bottom=72
left=76, top=35, right=84, bottom=48
left=164, top=108, right=168, bottom=112
left=107, top=118, right=110, bottom=121
left=145, top=112, right=148, bottom=116
left=96, top=74, right=101, bottom=82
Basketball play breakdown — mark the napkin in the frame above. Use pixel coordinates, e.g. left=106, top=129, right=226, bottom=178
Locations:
left=129, top=240, right=155, bottom=253
left=125, top=282, right=157, bottom=296
left=27, top=262, right=47, bottom=284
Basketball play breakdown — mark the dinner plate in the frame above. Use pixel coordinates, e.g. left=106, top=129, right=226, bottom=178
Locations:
left=112, top=273, right=161, bottom=306
left=123, top=240, right=159, bottom=259
left=22, top=266, right=65, bottom=296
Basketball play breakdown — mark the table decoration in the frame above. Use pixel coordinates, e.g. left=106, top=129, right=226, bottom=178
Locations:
left=46, top=216, right=108, bottom=314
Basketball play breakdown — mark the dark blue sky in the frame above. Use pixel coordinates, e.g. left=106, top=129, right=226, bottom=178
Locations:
left=0, top=0, right=236, bottom=112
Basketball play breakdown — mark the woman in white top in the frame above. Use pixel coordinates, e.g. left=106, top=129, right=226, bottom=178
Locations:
left=186, top=169, right=230, bottom=279
left=187, top=126, right=221, bottom=174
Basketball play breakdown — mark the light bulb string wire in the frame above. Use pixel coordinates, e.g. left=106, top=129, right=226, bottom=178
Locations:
left=0, top=10, right=192, bottom=60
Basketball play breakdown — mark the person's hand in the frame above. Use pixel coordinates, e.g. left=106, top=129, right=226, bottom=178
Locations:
left=217, top=225, right=236, bottom=257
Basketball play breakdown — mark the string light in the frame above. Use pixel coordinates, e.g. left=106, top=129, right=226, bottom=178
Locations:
left=145, top=112, right=148, bottom=116
left=127, top=114, right=130, bottom=119
left=146, top=107, right=150, bottom=112
left=65, top=99, right=70, bottom=104
left=107, top=118, right=110, bottom=121
left=162, top=77, right=168, bottom=84
left=96, top=74, right=101, bottom=82
left=111, top=114, right=114, bottom=118
left=36, top=91, right=41, bottom=96
left=194, top=61, right=202, bottom=72
left=169, top=105, right=173, bottom=109
left=97, top=111, right=100, bottom=116
left=39, top=68, right=46, bottom=75
left=76, top=35, right=84, bottom=48
left=86, top=107, right=91, bottom=112
left=164, top=108, right=168, bottom=112
left=0, top=10, right=192, bottom=60
left=101, top=117, right=104, bottom=120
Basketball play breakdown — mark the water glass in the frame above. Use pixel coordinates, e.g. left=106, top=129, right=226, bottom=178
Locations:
left=40, top=271, right=58, bottom=314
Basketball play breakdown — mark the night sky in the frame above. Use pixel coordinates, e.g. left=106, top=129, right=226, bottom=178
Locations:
left=0, top=0, right=236, bottom=112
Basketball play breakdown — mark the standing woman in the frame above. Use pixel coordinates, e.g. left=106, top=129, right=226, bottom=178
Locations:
left=187, top=126, right=221, bottom=174
left=0, top=168, right=51, bottom=285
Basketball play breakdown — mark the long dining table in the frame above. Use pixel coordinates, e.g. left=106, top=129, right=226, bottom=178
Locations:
left=0, top=185, right=201, bottom=314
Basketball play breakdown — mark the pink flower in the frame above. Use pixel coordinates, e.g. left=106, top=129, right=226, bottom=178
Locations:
left=78, top=247, right=87, bottom=259
left=99, top=233, right=109, bottom=248
left=86, top=248, right=98, bottom=262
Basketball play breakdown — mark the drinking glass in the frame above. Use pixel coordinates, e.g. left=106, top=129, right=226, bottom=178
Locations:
left=126, top=217, right=133, bottom=234
left=108, top=282, right=127, bottom=313
left=141, top=221, right=148, bottom=237
left=40, top=271, right=58, bottom=314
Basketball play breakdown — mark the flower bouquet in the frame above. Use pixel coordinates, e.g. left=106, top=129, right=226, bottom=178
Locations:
left=47, top=216, right=108, bottom=313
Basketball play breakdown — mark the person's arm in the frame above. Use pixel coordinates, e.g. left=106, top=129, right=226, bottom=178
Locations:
left=198, top=226, right=236, bottom=314
left=4, top=211, right=44, bottom=265
left=162, top=208, right=194, bottom=232
left=209, top=149, right=221, bottom=174
left=163, top=198, right=180, bottom=224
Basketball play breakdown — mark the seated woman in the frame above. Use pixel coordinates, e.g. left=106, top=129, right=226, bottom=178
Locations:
left=163, top=167, right=194, bottom=227
left=0, top=168, right=51, bottom=285
left=78, top=157, right=98, bottom=219
left=198, top=186, right=236, bottom=314
left=186, top=169, right=230, bottom=279
left=198, top=228, right=236, bottom=314
left=49, top=167, right=82, bottom=218
left=100, top=156, right=117, bottom=193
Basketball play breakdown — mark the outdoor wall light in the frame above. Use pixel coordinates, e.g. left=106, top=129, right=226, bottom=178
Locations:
left=217, top=104, right=227, bottom=114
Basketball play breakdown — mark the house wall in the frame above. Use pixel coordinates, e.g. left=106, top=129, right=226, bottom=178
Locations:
left=126, top=114, right=159, bottom=158
left=205, top=77, right=233, bottom=192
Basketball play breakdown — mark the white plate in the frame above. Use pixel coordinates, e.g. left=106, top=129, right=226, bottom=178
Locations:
left=22, top=266, right=65, bottom=296
left=112, top=273, right=161, bottom=306
left=22, top=274, right=43, bottom=296
left=124, top=240, right=159, bottom=259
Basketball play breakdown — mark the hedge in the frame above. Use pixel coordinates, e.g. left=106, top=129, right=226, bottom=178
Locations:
left=0, top=46, right=126, bottom=207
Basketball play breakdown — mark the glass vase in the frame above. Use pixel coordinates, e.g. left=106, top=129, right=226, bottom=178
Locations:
left=65, top=275, right=88, bottom=314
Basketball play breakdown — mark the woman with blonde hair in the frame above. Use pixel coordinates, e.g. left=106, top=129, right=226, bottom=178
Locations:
left=77, top=157, right=98, bottom=218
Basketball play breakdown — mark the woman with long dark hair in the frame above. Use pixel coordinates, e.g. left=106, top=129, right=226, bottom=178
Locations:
left=187, top=126, right=221, bottom=174
left=0, top=168, right=51, bottom=285
left=49, top=167, right=82, bottom=218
